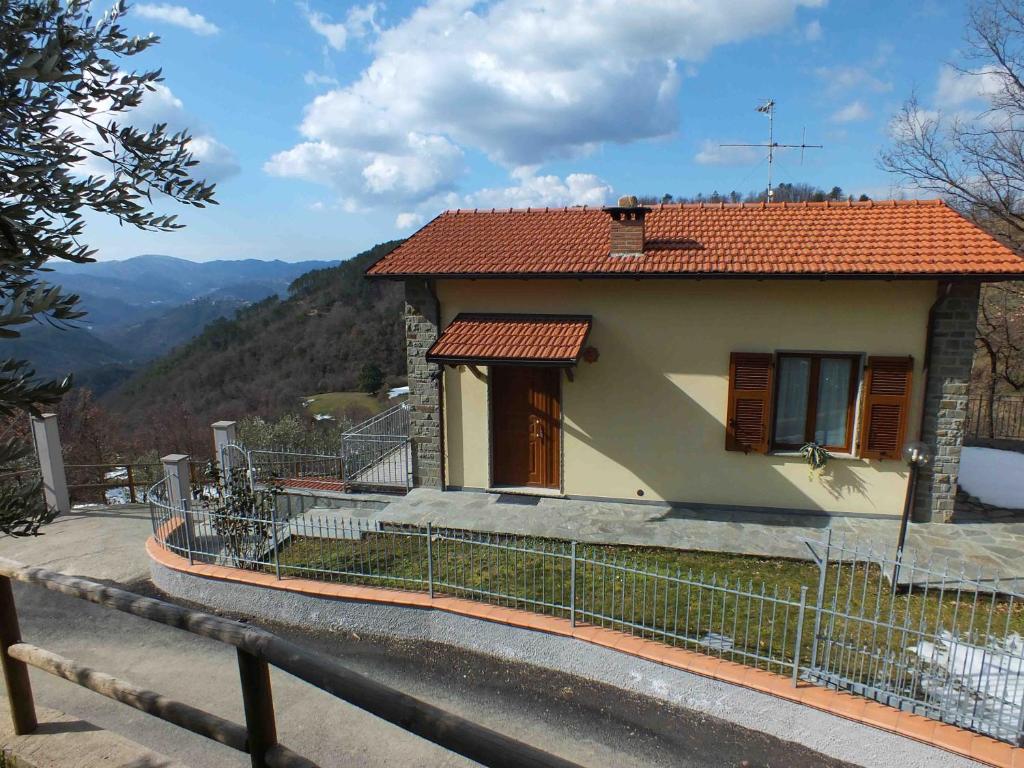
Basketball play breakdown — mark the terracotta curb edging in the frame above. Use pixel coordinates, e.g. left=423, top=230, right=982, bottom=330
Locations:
left=146, top=537, right=1022, bottom=768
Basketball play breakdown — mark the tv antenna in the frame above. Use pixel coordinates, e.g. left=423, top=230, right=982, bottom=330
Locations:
left=720, top=99, right=822, bottom=201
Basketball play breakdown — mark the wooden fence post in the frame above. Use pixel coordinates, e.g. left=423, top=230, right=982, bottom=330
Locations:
left=236, top=649, right=278, bottom=768
left=0, top=576, right=37, bottom=734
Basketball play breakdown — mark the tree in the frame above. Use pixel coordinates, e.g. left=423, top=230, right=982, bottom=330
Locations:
left=880, top=0, right=1024, bottom=427
left=358, top=364, right=385, bottom=395
left=0, top=0, right=216, bottom=534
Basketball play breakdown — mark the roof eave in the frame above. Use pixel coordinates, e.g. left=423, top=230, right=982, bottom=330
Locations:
left=366, top=271, right=1024, bottom=282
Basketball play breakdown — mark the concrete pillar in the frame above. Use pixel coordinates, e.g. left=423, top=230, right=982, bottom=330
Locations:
left=211, top=420, right=237, bottom=485
left=404, top=280, right=442, bottom=489
left=161, top=454, right=191, bottom=510
left=914, top=282, right=981, bottom=523
left=30, top=414, right=70, bottom=515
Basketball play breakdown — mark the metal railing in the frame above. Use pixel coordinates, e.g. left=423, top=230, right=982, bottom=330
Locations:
left=340, top=402, right=411, bottom=492
left=966, top=395, right=1024, bottom=441
left=0, top=557, right=581, bottom=768
left=150, top=499, right=1024, bottom=747
left=228, top=404, right=412, bottom=496
left=805, top=536, right=1024, bottom=744
left=249, top=450, right=344, bottom=490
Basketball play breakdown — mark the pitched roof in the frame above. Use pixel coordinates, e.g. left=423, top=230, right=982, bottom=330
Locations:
left=367, top=199, right=1024, bottom=278
left=426, top=314, right=592, bottom=365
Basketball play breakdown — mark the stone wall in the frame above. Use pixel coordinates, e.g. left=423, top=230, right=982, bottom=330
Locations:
left=913, top=281, right=981, bottom=523
left=405, top=279, right=443, bottom=489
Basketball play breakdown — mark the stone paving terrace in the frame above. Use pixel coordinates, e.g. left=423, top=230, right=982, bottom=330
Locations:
left=334, top=488, right=1024, bottom=590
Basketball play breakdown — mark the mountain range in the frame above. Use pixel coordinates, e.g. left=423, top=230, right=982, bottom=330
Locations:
left=13, top=254, right=337, bottom=391
left=109, top=241, right=405, bottom=438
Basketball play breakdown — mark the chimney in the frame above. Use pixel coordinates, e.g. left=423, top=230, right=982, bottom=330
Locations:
left=603, top=195, right=650, bottom=257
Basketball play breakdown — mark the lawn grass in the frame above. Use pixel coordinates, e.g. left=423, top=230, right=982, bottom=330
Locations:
left=271, top=529, right=1024, bottom=684
left=304, top=391, right=387, bottom=420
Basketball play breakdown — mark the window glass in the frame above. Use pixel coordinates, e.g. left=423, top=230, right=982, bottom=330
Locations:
left=814, top=357, right=853, bottom=447
left=774, top=356, right=810, bottom=445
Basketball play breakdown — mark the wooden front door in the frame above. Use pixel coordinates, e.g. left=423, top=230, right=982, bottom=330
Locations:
left=491, top=366, right=561, bottom=489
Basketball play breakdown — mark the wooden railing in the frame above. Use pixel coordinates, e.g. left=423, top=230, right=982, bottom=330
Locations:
left=0, top=557, right=580, bottom=768
left=65, top=461, right=205, bottom=504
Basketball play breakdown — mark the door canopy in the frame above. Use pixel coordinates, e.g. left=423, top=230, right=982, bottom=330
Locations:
left=426, top=313, right=592, bottom=367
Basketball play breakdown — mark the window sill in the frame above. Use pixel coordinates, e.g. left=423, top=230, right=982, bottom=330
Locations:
left=770, top=450, right=860, bottom=461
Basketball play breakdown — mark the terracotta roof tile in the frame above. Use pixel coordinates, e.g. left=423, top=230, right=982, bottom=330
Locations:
left=367, top=200, right=1024, bottom=277
left=426, top=314, right=592, bottom=365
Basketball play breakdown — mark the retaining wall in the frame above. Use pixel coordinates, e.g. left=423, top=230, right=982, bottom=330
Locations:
left=147, top=538, right=1021, bottom=768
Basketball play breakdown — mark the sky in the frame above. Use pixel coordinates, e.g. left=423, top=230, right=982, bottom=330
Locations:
left=80, top=0, right=993, bottom=263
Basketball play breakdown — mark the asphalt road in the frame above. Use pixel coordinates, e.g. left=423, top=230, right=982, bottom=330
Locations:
left=14, top=580, right=857, bottom=768
left=1, top=508, right=853, bottom=767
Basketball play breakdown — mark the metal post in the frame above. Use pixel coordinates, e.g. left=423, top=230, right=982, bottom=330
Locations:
left=570, top=541, right=577, bottom=628
left=792, top=585, right=809, bottom=686
left=246, top=450, right=256, bottom=494
left=426, top=522, right=434, bottom=598
left=808, top=530, right=830, bottom=674
left=183, top=501, right=195, bottom=565
left=0, top=576, right=37, bottom=734
left=236, top=648, right=278, bottom=768
left=269, top=499, right=281, bottom=580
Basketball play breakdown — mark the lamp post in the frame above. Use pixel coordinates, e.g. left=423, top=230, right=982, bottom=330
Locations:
left=893, top=441, right=931, bottom=589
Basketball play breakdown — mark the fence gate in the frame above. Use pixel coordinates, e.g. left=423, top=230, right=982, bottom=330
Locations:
left=341, top=403, right=411, bottom=493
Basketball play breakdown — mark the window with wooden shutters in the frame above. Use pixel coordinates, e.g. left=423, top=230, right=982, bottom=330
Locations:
left=858, top=356, right=913, bottom=460
left=726, top=353, right=774, bottom=453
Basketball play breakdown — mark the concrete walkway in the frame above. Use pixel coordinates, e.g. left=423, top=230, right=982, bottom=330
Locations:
left=0, top=504, right=155, bottom=584
left=359, top=489, right=1024, bottom=587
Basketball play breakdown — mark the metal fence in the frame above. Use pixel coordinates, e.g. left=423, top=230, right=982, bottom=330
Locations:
left=340, top=402, right=411, bottom=492
left=223, top=404, right=412, bottom=495
left=966, top=395, right=1024, bottom=441
left=806, top=536, right=1024, bottom=744
left=150, top=499, right=1024, bottom=746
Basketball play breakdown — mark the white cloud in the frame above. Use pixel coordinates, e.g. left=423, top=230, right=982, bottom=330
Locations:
left=815, top=64, right=892, bottom=96
left=694, top=140, right=763, bottom=166
left=457, top=167, right=613, bottom=210
left=300, top=3, right=348, bottom=50
left=346, top=3, right=381, bottom=38
left=830, top=100, right=870, bottom=123
left=395, top=212, right=424, bottom=229
left=804, top=20, right=822, bottom=41
left=134, top=4, right=219, bottom=36
left=303, top=70, right=339, bottom=87
left=63, top=80, right=238, bottom=182
left=186, top=135, right=240, bottom=182
left=271, top=0, right=821, bottom=209
left=935, top=65, right=1003, bottom=109
left=265, top=133, right=463, bottom=204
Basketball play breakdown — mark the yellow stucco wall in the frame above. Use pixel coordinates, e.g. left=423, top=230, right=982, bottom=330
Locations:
left=439, top=279, right=937, bottom=516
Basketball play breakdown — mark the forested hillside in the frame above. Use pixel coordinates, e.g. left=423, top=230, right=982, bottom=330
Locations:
left=108, top=241, right=406, bottom=437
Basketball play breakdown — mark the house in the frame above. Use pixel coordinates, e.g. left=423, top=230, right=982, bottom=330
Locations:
left=367, top=198, right=1024, bottom=522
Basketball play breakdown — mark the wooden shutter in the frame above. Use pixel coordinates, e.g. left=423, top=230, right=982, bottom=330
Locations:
left=859, top=356, right=913, bottom=460
left=726, top=353, right=774, bottom=454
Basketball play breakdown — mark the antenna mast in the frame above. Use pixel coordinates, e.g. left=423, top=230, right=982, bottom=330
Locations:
left=720, top=99, right=822, bottom=201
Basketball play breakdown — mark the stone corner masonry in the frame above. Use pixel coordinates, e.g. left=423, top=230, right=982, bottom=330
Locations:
left=914, top=281, right=981, bottom=523
left=405, top=279, right=443, bottom=489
